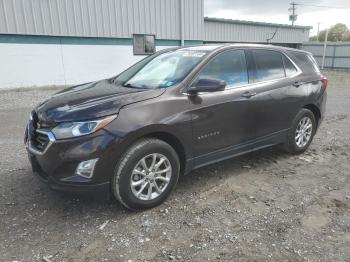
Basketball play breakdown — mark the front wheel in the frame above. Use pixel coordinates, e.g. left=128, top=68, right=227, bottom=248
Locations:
left=284, top=108, right=317, bottom=154
left=112, top=138, right=180, bottom=210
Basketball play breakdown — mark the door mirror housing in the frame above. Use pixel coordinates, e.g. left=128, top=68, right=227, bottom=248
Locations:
left=187, top=78, right=226, bottom=94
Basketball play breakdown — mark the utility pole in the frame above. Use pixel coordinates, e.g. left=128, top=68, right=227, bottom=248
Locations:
left=289, top=2, right=297, bottom=26
left=291, top=2, right=296, bottom=25
left=316, top=22, right=320, bottom=41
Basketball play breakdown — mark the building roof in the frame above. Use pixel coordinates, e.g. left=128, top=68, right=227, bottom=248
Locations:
left=179, top=45, right=222, bottom=51
left=179, top=43, right=310, bottom=54
left=204, top=17, right=312, bottom=30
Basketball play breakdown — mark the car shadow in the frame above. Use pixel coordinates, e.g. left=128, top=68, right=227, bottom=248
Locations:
left=178, top=145, right=291, bottom=189
left=8, top=145, right=292, bottom=219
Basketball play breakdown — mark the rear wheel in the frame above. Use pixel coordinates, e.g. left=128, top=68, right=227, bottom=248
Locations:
left=112, top=138, right=180, bottom=210
left=285, top=108, right=316, bottom=154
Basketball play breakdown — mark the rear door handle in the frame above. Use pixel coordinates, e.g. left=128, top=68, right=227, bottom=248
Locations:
left=293, top=81, right=304, bottom=87
left=242, top=91, right=256, bottom=98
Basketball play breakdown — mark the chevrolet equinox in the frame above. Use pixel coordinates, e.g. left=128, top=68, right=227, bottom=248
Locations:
left=25, top=44, right=327, bottom=210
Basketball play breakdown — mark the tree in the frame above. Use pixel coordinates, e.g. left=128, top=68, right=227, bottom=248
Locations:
left=310, top=23, right=350, bottom=42
left=344, top=32, right=350, bottom=41
left=309, top=35, right=318, bottom=41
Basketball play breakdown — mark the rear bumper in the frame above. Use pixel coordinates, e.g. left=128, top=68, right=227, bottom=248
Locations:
left=318, top=90, right=327, bottom=128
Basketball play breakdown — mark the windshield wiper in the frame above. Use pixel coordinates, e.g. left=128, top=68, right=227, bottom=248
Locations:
left=122, top=83, right=139, bottom=88
left=123, top=83, right=149, bottom=89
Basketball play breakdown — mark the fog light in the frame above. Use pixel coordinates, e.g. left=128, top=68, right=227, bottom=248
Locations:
left=75, top=158, right=98, bottom=178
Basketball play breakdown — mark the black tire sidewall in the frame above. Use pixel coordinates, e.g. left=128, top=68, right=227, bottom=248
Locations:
left=288, top=109, right=316, bottom=153
left=113, top=139, right=180, bottom=210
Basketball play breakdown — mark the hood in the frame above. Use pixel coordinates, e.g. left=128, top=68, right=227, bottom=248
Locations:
left=34, top=79, right=165, bottom=126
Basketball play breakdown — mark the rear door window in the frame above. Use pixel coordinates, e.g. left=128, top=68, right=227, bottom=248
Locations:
left=252, top=49, right=285, bottom=82
left=198, top=49, right=249, bottom=88
left=283, top=55, right=298, bottom=76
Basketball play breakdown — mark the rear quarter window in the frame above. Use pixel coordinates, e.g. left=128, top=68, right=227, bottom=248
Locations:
left=286, top=51, right=320, bottom=74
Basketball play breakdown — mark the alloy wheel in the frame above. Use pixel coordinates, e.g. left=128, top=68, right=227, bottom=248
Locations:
left=130, top=153, right=172, bottom=201
left=295, top=116, right=313, bottom=148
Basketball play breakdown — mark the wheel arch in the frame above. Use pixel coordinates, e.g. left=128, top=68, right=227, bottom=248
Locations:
left=302, top=104, right=321, bottom=126
left=118, top=126, right=189, bottom=176
left=140, top=131, right=187, bottom=176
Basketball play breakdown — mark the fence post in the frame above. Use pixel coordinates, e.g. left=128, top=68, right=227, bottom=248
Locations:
left=321, top=28, right=329, bottom=70
left=331, top=45, right=336, bottom=69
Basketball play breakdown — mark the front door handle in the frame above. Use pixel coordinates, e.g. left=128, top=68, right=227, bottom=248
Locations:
left=242, top=91, right=256, bottom=98
left=293, top=81, right=303, bottom=87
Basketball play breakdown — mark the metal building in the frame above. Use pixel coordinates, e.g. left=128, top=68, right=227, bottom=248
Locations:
left=204, top=17, right=311, bottom=47
left=0, top=0, right=204, bottom=42
left=0, top=0, right=311, bottom=88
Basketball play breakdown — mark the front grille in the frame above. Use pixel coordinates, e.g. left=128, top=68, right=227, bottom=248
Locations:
left=28, top=111, right=51, bottom=152
left=31, top=131, right=50, bottom=151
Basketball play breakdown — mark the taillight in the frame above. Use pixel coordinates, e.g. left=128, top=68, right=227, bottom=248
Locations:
left=321, top=75, right=328, bottom=88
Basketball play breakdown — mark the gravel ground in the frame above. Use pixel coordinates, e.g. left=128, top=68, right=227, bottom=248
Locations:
left=0, top=71, right=349, bottom=262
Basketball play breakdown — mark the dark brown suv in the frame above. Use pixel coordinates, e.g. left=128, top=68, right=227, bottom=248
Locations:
left=25, top=44, right=327, bottom=210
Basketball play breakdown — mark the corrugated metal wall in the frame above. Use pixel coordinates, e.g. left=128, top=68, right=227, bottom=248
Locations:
left=0, top=0, right=313, bottom=44
left=303, top=42, right=350, bottom=69
left=204, top=19, right=310, bottom=44
left=0, top=0, right=204, bottom=40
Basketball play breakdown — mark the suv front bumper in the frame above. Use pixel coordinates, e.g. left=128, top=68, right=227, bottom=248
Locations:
left=27, top=151, right=110, bottom=194
left=25, top=127, right=120, bottom=196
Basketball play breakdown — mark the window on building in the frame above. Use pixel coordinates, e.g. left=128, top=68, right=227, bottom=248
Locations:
left=133, top=34, right=156, bottom=55
left=197, top=50, right=249, bottom=88
left=283, top=55, right=298, bottom=76
left=252, top=50, right=285, bottom=82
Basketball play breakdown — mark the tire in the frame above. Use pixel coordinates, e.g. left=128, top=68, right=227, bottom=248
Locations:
left=284, top=108, right=317, bottom=154
left=112, top=138, right=180, bottom=210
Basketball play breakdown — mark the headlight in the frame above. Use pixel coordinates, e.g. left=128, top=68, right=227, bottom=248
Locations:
left=52, top=115, right=117, bottom=139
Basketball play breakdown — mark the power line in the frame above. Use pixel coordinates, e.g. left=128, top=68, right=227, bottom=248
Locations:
left=295, top=3, right=350, bottom=9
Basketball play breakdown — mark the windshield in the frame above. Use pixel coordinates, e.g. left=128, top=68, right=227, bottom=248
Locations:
left=118, top=50, right=208, bottom=89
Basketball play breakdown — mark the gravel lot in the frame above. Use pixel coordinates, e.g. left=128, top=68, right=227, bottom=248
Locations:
left=0, top=71, right=349, bottom=262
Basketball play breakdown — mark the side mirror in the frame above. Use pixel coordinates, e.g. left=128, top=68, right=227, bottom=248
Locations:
left=187, top=78, right=226, bottom=94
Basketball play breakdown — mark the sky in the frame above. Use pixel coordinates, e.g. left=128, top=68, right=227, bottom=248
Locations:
left=204, top=0, right=350, bottom=36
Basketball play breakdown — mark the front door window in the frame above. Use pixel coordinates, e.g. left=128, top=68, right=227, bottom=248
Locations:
left=197, top=50, right=249, bottom=88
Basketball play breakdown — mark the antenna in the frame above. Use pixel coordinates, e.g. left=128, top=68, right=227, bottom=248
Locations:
left=266, top=27, right=279, bottom=44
